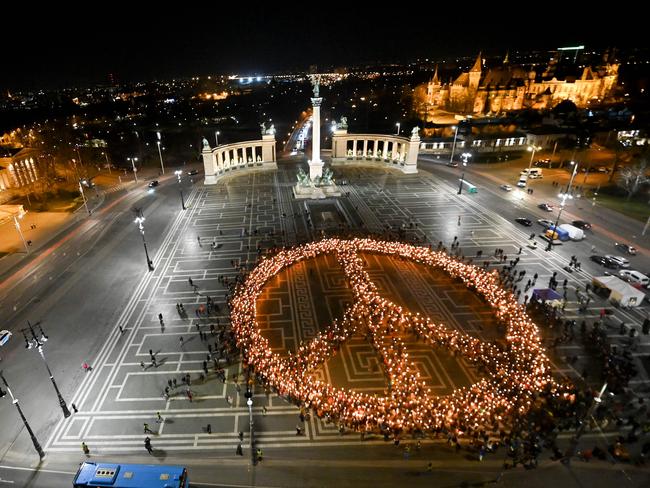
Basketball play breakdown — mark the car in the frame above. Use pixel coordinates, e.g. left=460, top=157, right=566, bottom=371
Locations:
left=538, top=203, right=554, bottom=212
left=571, top=220, right=592, bottom=230
left=148, top=180, right=159, bottom=188
left=537, top=219, right=554, bottom=228
left=534, top=158, right=551, bottom=167
left=500, top=184, right=512, bottom=191
left=605, top=255, right=630, bottom=268
left=515, top=217, right=533, bottom=226
left=187, top=169, right=199, bottom=176
left=446, top=162, right=459, bottom=167
left=619, top=269, right=650, bottom=287
left=614, top=242, right=637, bottom=255
left=596, top=166, right=610, bottom=173
left=590, top=255, right=618, bottom=269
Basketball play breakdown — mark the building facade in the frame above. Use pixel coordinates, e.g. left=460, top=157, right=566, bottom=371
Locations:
left=0, top=146, right=40, bottom=192
left=415, top=52, right=619, bottom=118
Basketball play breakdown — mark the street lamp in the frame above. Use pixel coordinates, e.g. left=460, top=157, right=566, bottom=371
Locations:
left=127, top=157, right=139, bottom=183
left=174, top=170, right=186, bottom=210
left=449, top=125, right=459, bottom=165
left=395, top=122, right=401, bottom=135
left=21, top=321, right=71, bottom=419
left=101, top=151, right=112, bottom=175
left=527, top=144, right=542, bottom=170
left=546, top=161, right=579, bottom=252
left=134, top=208, right=154, bottom=271
left=13, top=215, right=29, bottom=253
left=0, top=371, right=45, bottom=459
left=78, top=179, right=91, bottom=215
left=156, top=132, right=165, bottom=174
left=215, top=131, right=220, bottom=147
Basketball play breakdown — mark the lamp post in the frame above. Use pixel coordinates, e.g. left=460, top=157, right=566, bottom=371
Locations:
left=156, top=132, right=165, bottom=174
left=101, top=151, right=112, bottom=175
left=174, top=170, right=186, bottom=210
left=395, top=122, right=401, bottom=136
left=0, top=371, right=45, bottom=459
left=78, top=179, right=91, bottom=215
left=458, top=172, right=465, bottom=195
left=449, top=125, right=460, bottom=164
left=21, top=321, right=71, bottom=419
left=215, top=131, right=220, bottom=147
left=527, top=144, right=542, bottom=170
left=134, top=208, right=154, bottom=271
left=546, top=161, right=579, bottom=252
left=13, top=215, right=29, bottom=253
left=127, top=157, right=138, bottom=183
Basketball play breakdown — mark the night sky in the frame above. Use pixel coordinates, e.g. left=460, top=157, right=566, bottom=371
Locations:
left=3, top=6, right=645, bottom=90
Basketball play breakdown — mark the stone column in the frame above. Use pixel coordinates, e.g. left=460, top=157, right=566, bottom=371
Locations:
left=404, top=131, right=420, bottom=174
left=309, top=97, right=323, bottom=180
left=202, top=143, right=218, bottom=184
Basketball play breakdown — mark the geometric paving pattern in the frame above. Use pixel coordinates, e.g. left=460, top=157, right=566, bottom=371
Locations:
left=45, top=162, right=649, bottom=453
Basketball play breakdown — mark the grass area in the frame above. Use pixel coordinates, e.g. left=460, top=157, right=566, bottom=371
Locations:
left=594, top=193, right=650, bottom=222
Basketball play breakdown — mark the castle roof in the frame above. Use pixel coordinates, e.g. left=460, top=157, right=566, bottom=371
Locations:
left=470, top=52, right=482, bottom=72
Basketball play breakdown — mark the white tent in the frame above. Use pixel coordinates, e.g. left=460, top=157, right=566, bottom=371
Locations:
left=592, top=275, right=646, bottom=307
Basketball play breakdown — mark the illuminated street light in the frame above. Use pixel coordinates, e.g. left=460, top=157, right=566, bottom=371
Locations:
left=127, top=157, right=139, bottom=183
left=156, top=132, right=165, bottom=174
left=133, top=208, right=154, bottom=271
left=174, top=170, right=186, bottom=210
left=21, top=321, right=71, bottom=419
left=13, top=215, right=29, bottom=253
left=546, top=161, right=579, bottom=252
left=395, top=122, right=401, bottom=135
left=0, top=371, right=45, bottom=459
left=527, top=144, right=542, bottom=170
left=215, top=131, right=220, bottom=147
left=78, top=179, right=91, bottom=215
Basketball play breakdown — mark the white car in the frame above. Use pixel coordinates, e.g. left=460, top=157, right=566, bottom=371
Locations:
left=619, top=269, right=649, bottom=287
left=537, top=219, right=554, bottom=228
left=500, top=184, right=512, bottom=191
left=605, top=255, right=630, bottom=268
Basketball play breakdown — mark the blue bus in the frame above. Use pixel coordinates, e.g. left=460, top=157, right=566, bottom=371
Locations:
left=73, top=462, right=188, bottom=488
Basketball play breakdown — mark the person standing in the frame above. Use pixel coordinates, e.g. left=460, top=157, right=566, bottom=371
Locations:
left=82, top=442, right=90, bottom=455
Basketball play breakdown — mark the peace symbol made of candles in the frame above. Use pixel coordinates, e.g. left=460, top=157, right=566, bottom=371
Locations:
left=230, top=238, right=557, bottom=434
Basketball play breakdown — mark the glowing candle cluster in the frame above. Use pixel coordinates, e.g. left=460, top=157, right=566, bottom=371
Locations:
left=230, top=238, right=562, bottom=435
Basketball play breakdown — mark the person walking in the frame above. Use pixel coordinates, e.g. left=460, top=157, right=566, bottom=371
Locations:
left=179, top=336, right=184, bottom=347
left=207, top=424, right=212, bottom=434
left=158, top=313, right=164, bottom=326
left=188, top=277, right=194, bottom=287
left=256, top=448, right=263, bottom=462
left=144, top=437, right=153, bottom=454
left=236, top=443, right=243, bottom=456
left=72, top=403, right=79, bottom=413
left=156, top=412, right=163, bottom=423
left=143, top=423, right=153, bottom=434
left=82, top=441, right=90, bottom=455
left=82, top=361, right=91, bottom=373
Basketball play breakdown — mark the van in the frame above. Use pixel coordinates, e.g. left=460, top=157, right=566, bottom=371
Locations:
left=528, top=168, right=543, bottom=178
left=517, top=175, right=527, bottom=187
left=619, top=270, right=649, bottom=287
left=558, top=224, right=585, bottom=241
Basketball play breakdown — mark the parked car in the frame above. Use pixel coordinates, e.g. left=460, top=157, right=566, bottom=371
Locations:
left=596, top=166, right=610, bottom=173
left=614, top=242, right=637, bottom=255
left=590, top=255, right=618, bottom=269
left=572, top=220, right=592, bottom=230
left=538, top=203, right=554, bottom=212
left=537, top=219, right=554, bottom=228
left=619, top=269, right=649, bottom=287
left=605, top=255, right=630, bottom=268
left=148, top=180, right=159, bottom=188
left=515, top=217, right=533, bottom=226
left=500, top=184, right=512, bottom=191
left=187, top=169, right=199, bottom=176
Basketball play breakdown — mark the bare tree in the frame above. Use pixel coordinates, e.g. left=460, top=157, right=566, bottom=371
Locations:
left=617, top=158, right=649, bottom=201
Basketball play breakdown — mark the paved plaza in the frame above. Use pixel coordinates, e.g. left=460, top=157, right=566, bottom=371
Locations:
left=44, top=161, right=650, bottom=460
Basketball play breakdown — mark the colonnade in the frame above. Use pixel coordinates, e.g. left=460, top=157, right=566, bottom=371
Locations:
left=202, top=134, right=277, bottom=184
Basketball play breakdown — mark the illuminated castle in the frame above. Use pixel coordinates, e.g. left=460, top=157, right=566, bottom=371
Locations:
left=415, top=51, right=619, bottom=118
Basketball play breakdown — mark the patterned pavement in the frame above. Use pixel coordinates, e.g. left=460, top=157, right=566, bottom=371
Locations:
left=45, top=162, right=650, bottom=454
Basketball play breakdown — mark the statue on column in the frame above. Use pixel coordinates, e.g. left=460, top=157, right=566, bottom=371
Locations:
left=265, top=124, right=275, bottom=135
left=310, top=74, right=321, bottom=97
left=411, top=126, right=420, bottom=137
left=337, top=116, right=348, bottom=130
left=202, top=137, right=210, bottom=150
left=260, top=122, right=266, bottom=136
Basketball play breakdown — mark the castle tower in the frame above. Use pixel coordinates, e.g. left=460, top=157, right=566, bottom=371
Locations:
left=469, top=52, right=482, bottom=90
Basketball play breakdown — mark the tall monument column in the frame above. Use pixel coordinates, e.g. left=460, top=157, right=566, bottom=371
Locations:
left=308, top=75, right=324, bottom=180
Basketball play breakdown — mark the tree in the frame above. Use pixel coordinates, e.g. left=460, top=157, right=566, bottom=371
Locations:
left=617, top=158, right=649, bottom=201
